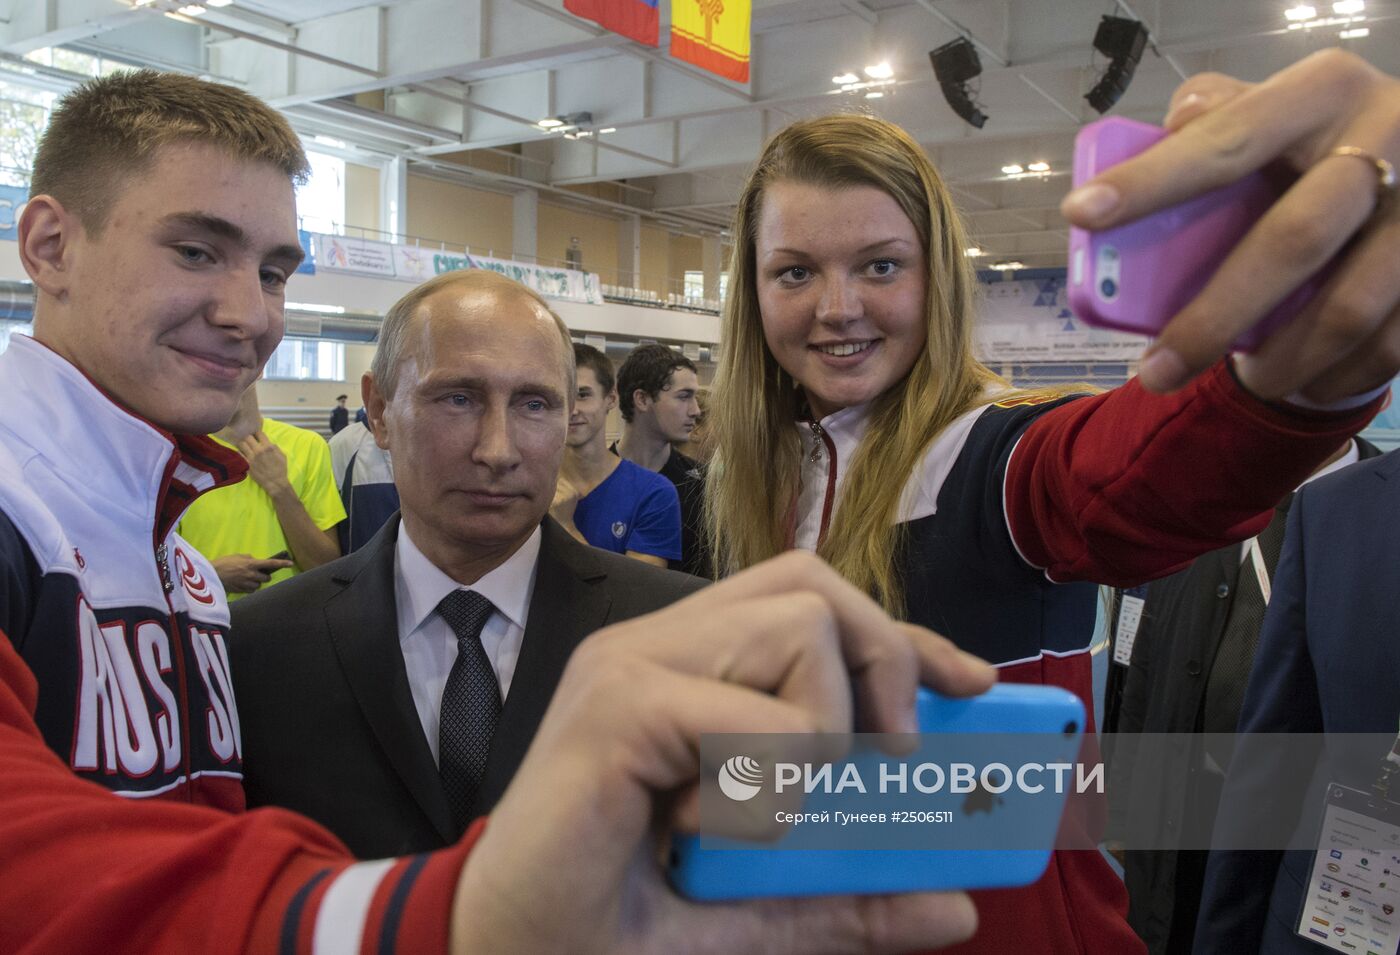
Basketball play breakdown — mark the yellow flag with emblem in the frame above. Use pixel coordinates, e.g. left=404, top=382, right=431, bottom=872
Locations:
left=670, top=0, right=750, bottom=82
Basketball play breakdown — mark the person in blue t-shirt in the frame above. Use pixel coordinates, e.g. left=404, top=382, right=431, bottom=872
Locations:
left=550, top=344, right=681, bottom=566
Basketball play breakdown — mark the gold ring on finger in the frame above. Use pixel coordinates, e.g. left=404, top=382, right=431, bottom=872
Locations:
left=1326, top=145, right=1397, bottom=212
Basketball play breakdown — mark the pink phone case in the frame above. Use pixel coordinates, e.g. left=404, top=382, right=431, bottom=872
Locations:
left=1067, top=117, right=1320, bottom=352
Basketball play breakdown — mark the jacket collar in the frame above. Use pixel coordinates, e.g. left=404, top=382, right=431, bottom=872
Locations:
left=797, top=400, right=872, bottom=461
left=0, top=335, right=247, bottom=541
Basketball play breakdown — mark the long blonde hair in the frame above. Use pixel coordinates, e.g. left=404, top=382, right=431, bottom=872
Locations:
left=706, top=114, right=1025, bottom=616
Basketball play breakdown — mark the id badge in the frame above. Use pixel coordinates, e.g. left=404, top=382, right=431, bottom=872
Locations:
left=1296, top=783, right=1400, bottom=952
left=1112, top=593, right=1145, bottom=666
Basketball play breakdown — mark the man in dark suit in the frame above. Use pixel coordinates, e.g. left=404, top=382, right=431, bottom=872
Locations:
left=1193, top=447, right=1400, bottom=953
left=1107, top=437, right=1380, bottom=953
left=230, top=270, right=704, bottom=859
left=329, top=393, right=349, bottom=434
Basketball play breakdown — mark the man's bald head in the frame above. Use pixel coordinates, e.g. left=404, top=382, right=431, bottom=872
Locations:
left=369, top=270, right=575, bottom=401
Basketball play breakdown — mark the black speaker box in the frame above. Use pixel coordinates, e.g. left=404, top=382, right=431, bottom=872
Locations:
left=939, top=82, right=988, bottom=128
left=929, top=37, right=982, bottom=86
left=1093, top=16, right=1148, bottom=65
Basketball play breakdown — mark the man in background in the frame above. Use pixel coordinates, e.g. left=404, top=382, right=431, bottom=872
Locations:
left=550, top=343, right=680, bottom=567
left=328, top=411, right=398, bottom=554
left=1108, top=435, right=1378, bottom=953
left=615, top=343, right=710, bottom=577
left=179, top=383, right=343, bottom=596
left=230, top=271, right=703, bottom=857
left=329, top=393, right=349, bottom=434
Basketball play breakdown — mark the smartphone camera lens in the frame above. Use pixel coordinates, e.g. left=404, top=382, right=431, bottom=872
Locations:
left=1099, top=278, right=1117, bottom=299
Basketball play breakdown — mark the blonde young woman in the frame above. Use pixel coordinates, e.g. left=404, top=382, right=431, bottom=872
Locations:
left=706, top=51, right=1400, bottom=954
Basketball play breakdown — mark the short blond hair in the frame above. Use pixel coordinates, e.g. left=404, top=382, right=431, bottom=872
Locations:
left=370, top=270, right=576, bottom=399
left=31, top=70, right=309, bottom=233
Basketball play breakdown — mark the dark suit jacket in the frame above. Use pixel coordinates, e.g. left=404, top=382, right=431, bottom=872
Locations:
left=229, top=515, right=705, bottom=858
left=1195, top=449, right=1400, bottom=953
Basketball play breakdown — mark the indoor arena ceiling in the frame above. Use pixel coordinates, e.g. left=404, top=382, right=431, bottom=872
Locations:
left=1, top=0, right=1397, bottom=267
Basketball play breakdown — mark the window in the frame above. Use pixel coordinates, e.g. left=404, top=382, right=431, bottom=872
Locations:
left=0, top=48, right=143, bottom=188
left=0, top=322, right=32, bottom=354
left=297, top=152, right=346, bottom=235
left=0, top=86, right=53, bottom=188
left=683, top=270, right=704, bottom=299
left=263, top=338, right=345, bottom=381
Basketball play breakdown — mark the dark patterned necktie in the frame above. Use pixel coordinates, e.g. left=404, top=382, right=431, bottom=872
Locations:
left=436, top=589, right=500, bottom=831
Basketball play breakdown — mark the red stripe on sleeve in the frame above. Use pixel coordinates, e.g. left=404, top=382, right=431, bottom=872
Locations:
left=1005, top=360, right=1383, bottom=586
left=383, top=818, right=486, bottom=955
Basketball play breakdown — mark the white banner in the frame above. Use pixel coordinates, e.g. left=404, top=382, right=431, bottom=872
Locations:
left=306, top=231, right=614, bottom=306
left=429, top=250, right=604, bottom=305
left=392, top=245, right=435, bottom=283
left=312, top=234, right=397, bottom=278
left=974, top=274, right=1150, bottom=363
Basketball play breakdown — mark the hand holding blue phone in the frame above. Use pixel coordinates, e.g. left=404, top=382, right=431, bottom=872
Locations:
left=669, top=684, right=1087, bottom=901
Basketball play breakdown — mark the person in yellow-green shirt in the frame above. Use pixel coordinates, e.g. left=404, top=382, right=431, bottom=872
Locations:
left=180, top=384, right=344, bottom=599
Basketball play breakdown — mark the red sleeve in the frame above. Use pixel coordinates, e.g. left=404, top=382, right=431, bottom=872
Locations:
left=1005, top=360, right=1384, bottom=586
left=0, top=628, right=481, bottom=955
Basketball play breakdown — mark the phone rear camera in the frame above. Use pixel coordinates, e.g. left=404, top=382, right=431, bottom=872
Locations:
left=1099, top=278, right=1117, bottom=299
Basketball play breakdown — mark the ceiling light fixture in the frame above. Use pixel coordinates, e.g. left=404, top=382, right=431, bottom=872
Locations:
left=989, top=260, right=1025, bottom=271
left=965, top=247, right=983, bottom=257
left=1027, top=161, right=1050, bottom=172
left=1287, top=12, right=1363, bottom=27
left=206, top=0, right=233, bottom=6
left=537, top=111, right=594, bottom=134
left=865, top=91, right=884, bottom=99
left=1339, top=25, right=1369, bottom=36
left=1001, top=163, right=1024, bottom=174
left=598, top=127, right=617, bottom=134
left=1333, top=0, right=1363, bottom=14
left=176, top=4, right=207, bottom=14
left=1285, top=4, right=1318, bottom=20
left=864, top=61, right=894, bottom=80
left=832, top=72, right=859, bottom=85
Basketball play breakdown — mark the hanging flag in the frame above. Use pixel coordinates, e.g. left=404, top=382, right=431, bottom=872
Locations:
left=670, top=0, right=750, bottom=82
left=564, top=0, right=659, bottom=47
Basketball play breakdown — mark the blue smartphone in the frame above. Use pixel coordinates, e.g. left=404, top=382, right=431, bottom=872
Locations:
left=668, top=683, right=1087, bottom=901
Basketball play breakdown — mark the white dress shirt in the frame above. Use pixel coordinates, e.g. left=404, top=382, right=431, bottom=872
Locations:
left=393, top=523, right=540, bottom=764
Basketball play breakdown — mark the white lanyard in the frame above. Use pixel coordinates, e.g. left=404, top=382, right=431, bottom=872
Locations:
left=1244, top=536, right=1272, bottom=605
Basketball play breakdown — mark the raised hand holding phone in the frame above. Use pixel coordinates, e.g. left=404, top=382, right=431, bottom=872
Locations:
left=449, top=551, right=995, bottom=955
left=1067, top=117, right=1327, bottom=352
left=1061, top=50, right=1400, bottom=404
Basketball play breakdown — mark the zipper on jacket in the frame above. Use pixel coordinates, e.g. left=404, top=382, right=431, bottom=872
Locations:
left=155, top=537, right=194, bottom=800
left=155, top=542, right=174, bottom=593
left=808, top=421, right=826, bottom=462
left=804, top=421, right=839, bottom=545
